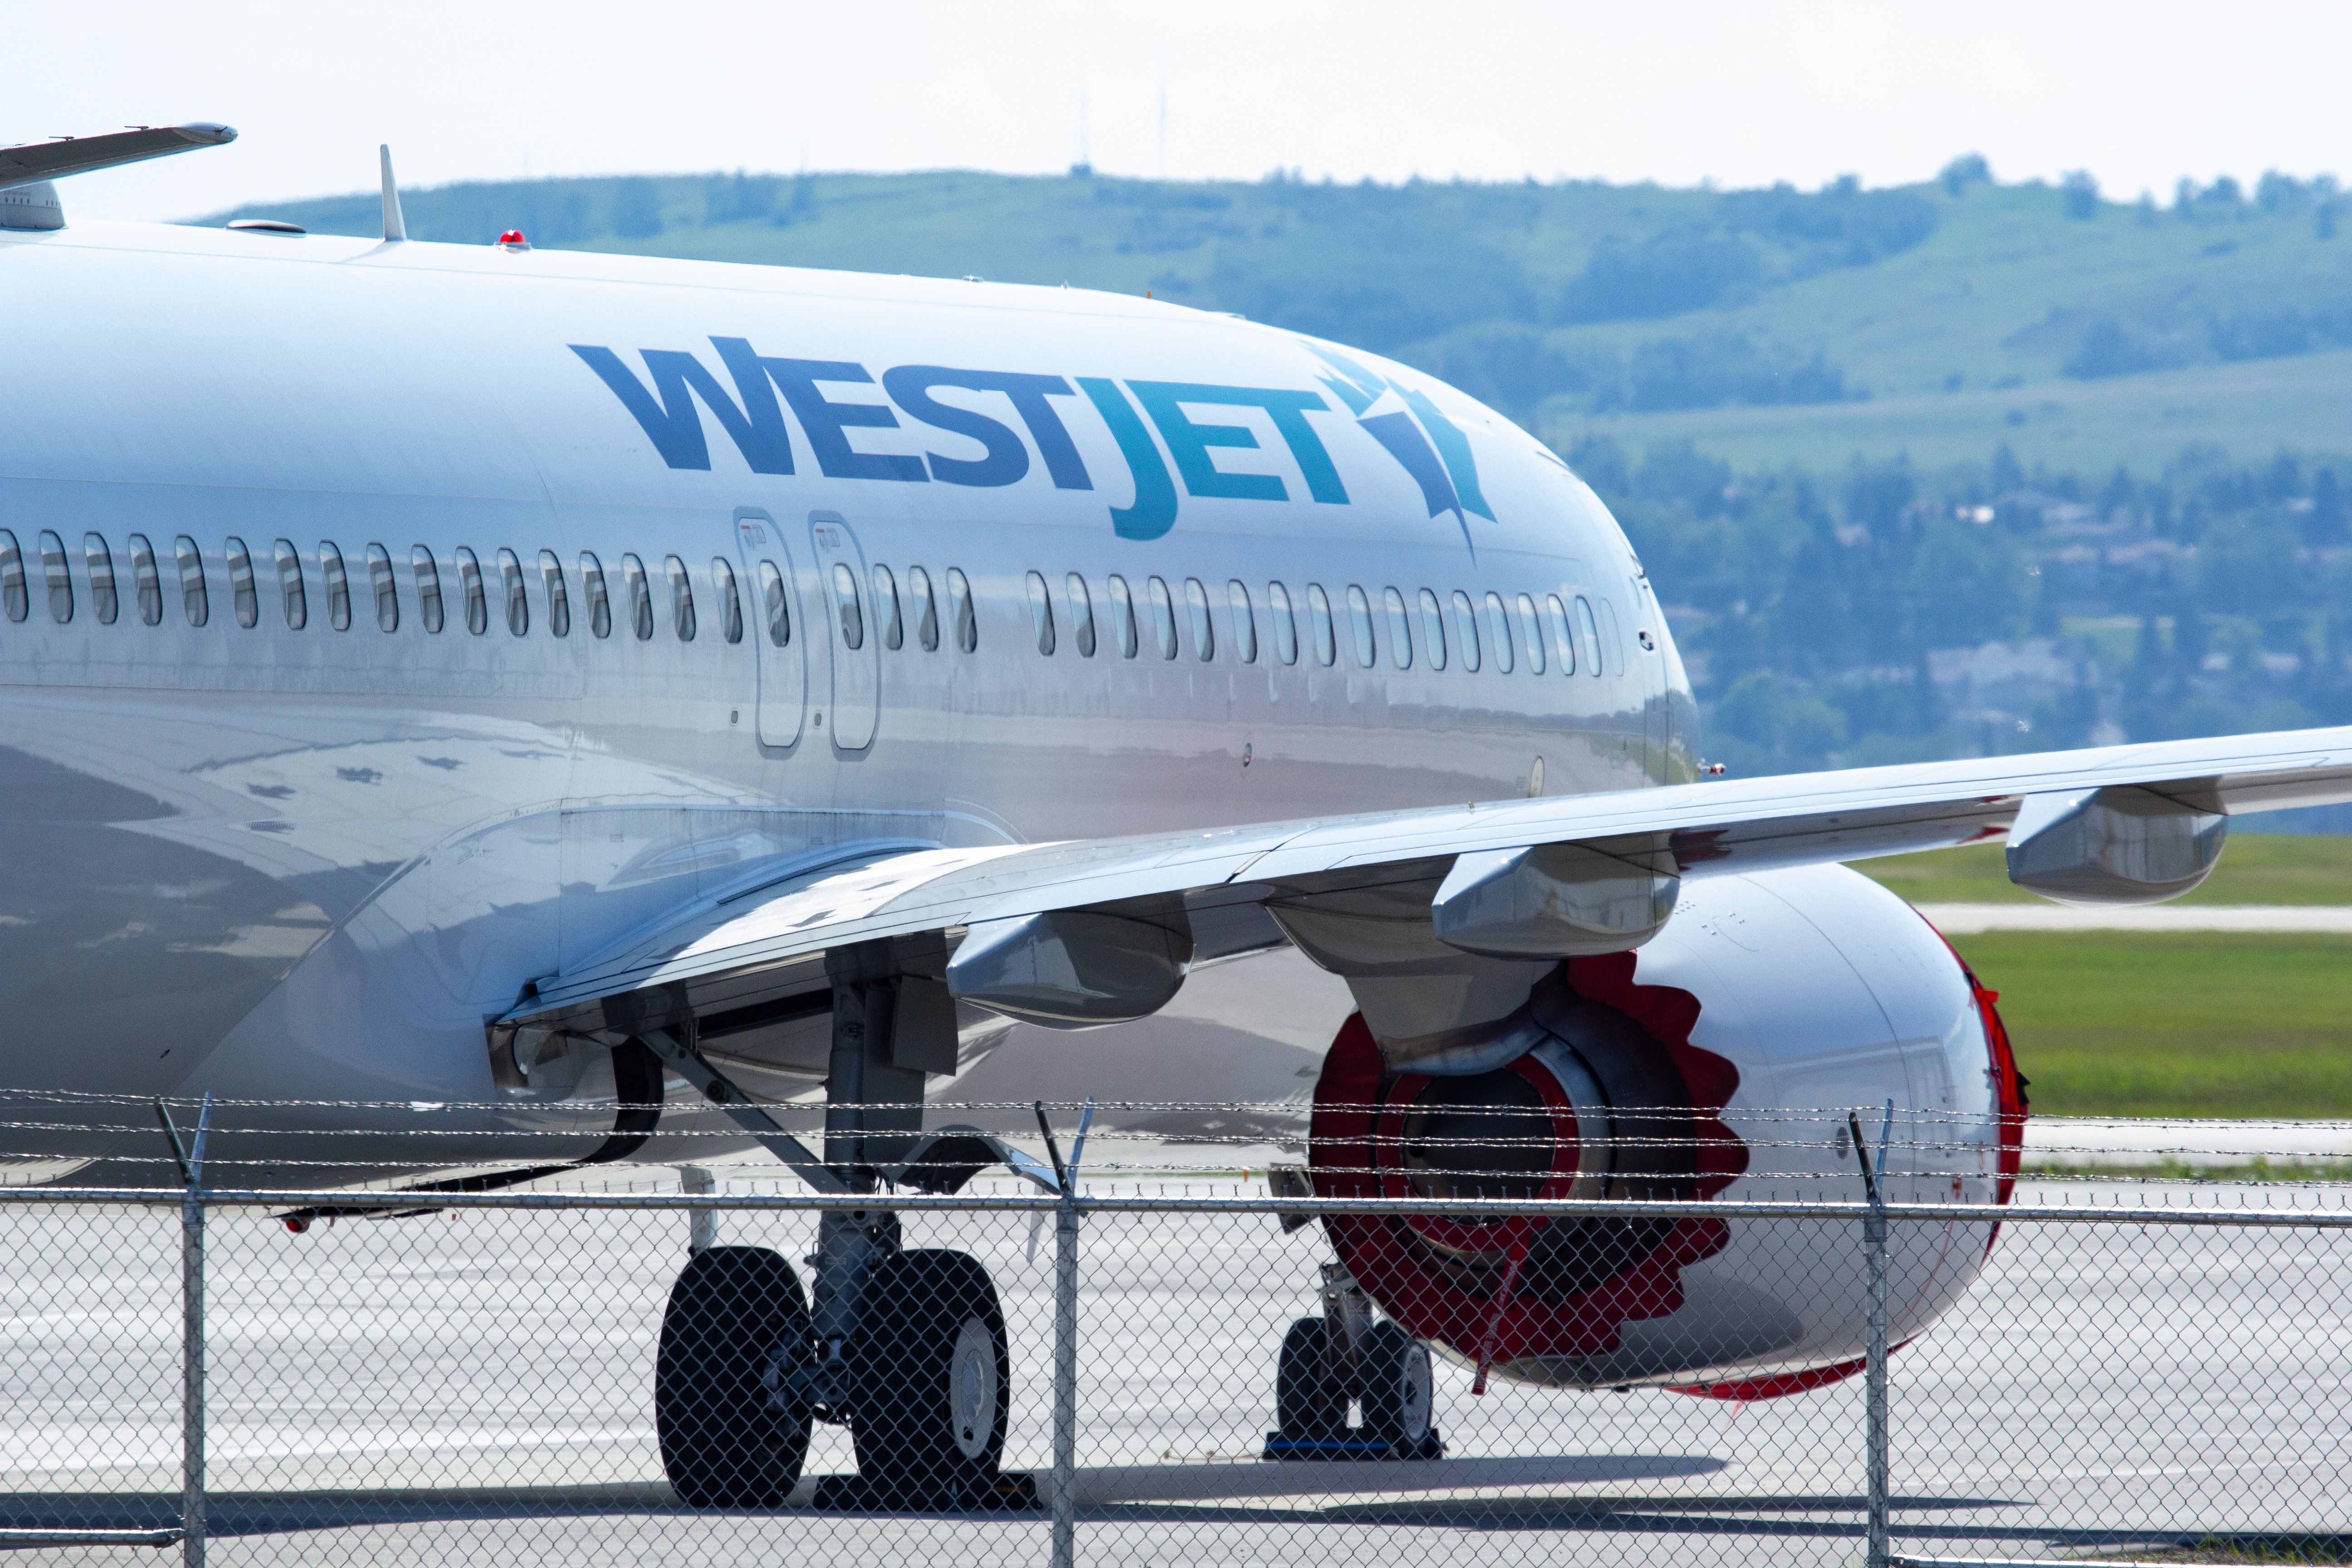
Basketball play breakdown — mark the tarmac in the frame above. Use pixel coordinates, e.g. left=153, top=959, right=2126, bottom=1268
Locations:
left=0, top=1170, right=2345, bottom=1566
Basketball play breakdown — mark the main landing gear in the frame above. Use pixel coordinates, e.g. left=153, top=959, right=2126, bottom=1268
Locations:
left=1264, top=1264, right=1443, bottom=1461
left=642, top=939, right=1036, bottom=1511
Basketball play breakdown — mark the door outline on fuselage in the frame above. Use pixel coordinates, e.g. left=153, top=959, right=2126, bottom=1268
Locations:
left=733, top=509, right=808, bottom=749
left=807, top=511, right=878, bottom=752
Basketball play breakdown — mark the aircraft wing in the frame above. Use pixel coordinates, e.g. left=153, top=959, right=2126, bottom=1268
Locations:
left=502, top=725, right=2352, bottom=1034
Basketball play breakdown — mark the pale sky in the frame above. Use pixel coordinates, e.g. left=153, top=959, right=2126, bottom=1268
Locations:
left=12, top=0, right=2347, bottom=222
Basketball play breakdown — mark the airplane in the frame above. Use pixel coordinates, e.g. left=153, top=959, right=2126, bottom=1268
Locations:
left=6, top=123, right=2348, bottom=1508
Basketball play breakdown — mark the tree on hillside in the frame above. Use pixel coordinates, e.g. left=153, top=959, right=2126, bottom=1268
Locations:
left=1940, top=154, right=1990, bottom=195
left=2064, top=318, right=2156, bottom=379
left=1991, top=444, right=2025, bottom=494
left=2062, top=171, right=2100, bottom=220
left=2314, top=470, right=2347, bottom=542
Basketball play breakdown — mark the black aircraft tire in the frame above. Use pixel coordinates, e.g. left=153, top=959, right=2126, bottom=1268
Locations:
left=656, top=1246, right=813, bottom=1508
left=1357, top=1319, right=1435, bottom=1450
left=850, top=1249, right=1009, bottom=1503
left=1274, top=1317, right=1349, bottom=1441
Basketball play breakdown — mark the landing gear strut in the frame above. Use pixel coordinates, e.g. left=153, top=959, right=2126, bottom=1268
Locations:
left=1265, top=1264, right=1443, bottom=1460
left=643, top=938, right=1040, bottom=1510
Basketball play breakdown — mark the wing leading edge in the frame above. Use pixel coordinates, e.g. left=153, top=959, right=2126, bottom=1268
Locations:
left=500, top=725, right=2352, bottom=1037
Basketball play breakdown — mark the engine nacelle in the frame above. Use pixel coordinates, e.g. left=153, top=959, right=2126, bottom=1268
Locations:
left=1308, top=862, right=2025, bottom=1396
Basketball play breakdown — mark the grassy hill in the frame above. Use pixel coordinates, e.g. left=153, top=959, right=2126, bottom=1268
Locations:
left=205, top=163, right=2352, bottom=472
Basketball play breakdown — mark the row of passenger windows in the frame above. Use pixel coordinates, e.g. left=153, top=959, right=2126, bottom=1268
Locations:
left=1018, top=570, right=1614, bottom=677
left=0, top=526, right=1001, bottom=670
left=0, top=527, right=1615, bottom=681
left=0, top=528, right=770, bottom=646
left=823, top=561, right=980, bottom=656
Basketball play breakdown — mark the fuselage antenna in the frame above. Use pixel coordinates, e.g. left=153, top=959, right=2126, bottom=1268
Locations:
left=379, top=144, right=406, bottom=242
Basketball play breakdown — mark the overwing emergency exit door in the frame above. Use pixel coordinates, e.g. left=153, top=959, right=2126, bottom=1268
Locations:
left=808, top=511, right=878, bottom=751
left=733, top=510, right=807, bottom=748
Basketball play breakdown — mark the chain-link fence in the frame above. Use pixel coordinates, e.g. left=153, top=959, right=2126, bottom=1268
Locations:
left=1, top=1117, right=2348, bottom=1568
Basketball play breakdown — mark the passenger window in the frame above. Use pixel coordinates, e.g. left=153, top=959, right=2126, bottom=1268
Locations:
left=1485, top=592, right=1514, bottom=674
left=457, top=547, right=490, bottom=635
left=363, top=544, right=396, bottom=632
left=0, top=530, right=24, bottom=622
left=1183, top=577, right=1215, bottom=661
left=128, top=535, right=162, bottom=626
left=1546, top=593, right=1575, bottom=674
left=1267, top=582, right=1298, bottom=665
left=271, top=539, right=304, bottom=630
left=757, top=560, right=789, bottom=647
left=622, top=553, right=652, bottom=641
left=413, top=548, right=444, bottom=634
left=228, top=538, right=260, bottom=629
left=1345, top=585, right=1376, bottom=668
left=1107, top=574, right=1138, bottom=658
left=176, top=537, right=208, bottom=627
left=1418, top=588, right=1447, bottom=671
left=1227, top=580, right=1256, bottom=663
left=1307, top=583, right=1335, bottom=666
left=713, top=558, right=742, bottom=644
left=1024, top=569, right=1055, bottom=654
left=582, top=552, right=612, bottom=639
left=829, top=561, right=861, bottom=650
left=666, top=554, right=695, bottom=642
left=318, top=544, right=350, bottom=631
left=1574, top=595, right=1602, bottom=676
left=1516, top=593, right=1546, bottom=674
left=908, top=566, right=938, bottom=652
left=1147, top=576, right=1178, bottom=659
left=1450, top=590, right=1481, bottom=672
left=37, top=531, right=70, bottom=624
left=86, top=534, right=119, bottom=626
left=872, top=565, right=902, bottom=650
left=1067, top=573, right=1096, bottom=657
left=490, top=548, right=527, bottom=637
left=542, top=551, right=571, bottom=638
left=946, top=567, right=977, bottom=652
left=1382, top=587, right=1412, bottom=669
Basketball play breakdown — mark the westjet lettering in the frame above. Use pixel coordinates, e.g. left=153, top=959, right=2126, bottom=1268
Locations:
left=571, top=335, right=1490, bottom=542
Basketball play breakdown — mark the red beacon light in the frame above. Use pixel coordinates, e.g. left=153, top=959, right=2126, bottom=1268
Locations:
left=496, top=229, right=530, bottom=251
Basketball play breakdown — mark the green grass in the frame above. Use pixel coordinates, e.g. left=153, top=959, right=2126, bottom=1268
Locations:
left=1545, top=346, right=2352, bottom=475
left=1944, top=931, right=2352, bottom=1117
left=1857, top=837, right=2352, bottom=906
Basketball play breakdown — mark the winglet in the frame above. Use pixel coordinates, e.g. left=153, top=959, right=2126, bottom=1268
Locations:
left=379, top=144, right=406, bottom=242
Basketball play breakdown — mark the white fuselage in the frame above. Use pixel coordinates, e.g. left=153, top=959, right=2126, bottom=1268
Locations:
left=0, top=220, right=1686, bottom=1178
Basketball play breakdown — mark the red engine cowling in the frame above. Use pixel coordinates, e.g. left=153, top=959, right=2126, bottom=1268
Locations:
left=1305, top=862, right=2024, bottom=1395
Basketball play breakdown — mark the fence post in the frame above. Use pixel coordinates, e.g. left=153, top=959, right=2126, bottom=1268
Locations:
left=681, top=1165, right=716, bottom=1252
left=1050, top=1193, right=1078, bottom=1568
left=157, top=1097, right=212, bottom=1568
left=1851, top=1107, right=1891, bottom=1568
left=1040, top=1098, right=1092, bottom=1568
left=182, top=1174, right=206, bottom=1568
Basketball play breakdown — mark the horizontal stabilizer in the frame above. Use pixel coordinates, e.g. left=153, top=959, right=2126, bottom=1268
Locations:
left=0, top=123, right=236, bottom=191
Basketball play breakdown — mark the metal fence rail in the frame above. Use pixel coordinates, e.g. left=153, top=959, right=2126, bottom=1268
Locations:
left=1, top=1164, right=2348, bottom=1564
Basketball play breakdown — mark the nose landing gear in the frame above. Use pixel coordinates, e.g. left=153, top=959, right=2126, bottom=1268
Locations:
left=1264, top=1264, right=1443, bottom=1461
